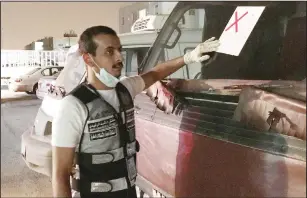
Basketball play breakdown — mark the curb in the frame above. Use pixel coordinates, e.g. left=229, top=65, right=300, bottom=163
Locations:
left=1, top=95, right=37, bottom=104
left=1, top=97, right=42, bottom=108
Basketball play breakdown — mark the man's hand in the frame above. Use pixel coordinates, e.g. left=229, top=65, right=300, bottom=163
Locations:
left=183, top=37, right=220, bottom=65
left=146, top=81, right=174, bottom=114
left=146, top=80, right=191, bottom=115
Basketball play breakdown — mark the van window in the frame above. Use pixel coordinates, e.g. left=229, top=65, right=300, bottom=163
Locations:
left=121, top=50, right=127, bottom=77
left=150, top=2, right=306, bottom=81
left=165, top=10, right=205, bottom=80
left=126, top=47, right=151, bottom=76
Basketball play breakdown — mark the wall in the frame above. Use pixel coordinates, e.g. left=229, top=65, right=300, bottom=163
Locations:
left=1, top=2, right=132, bottom=50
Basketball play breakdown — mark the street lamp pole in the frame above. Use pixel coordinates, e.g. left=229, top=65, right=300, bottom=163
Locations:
left=63, top=30, right=78, bottom=48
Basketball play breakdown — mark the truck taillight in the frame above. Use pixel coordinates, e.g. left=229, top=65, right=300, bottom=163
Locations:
left=15, top=78, right=22, bottom=82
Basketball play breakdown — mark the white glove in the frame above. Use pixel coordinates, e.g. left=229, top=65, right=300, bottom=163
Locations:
left=183, top=37, right=220, bottom=65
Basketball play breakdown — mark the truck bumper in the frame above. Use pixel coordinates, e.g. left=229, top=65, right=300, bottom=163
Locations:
left=21, top=127, right=52, bottom=177
left=36, top=90, right=47, bottom=100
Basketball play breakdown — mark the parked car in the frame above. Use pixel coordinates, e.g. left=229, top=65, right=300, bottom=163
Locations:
left=36, top=72, right=61, bottom=100
left=8, top=66, right=64, bottom=94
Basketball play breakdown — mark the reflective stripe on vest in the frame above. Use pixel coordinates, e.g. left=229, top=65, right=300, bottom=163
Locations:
left=71, top=171, right=136, bottom=193
left=68, top=83, right=138, bottom=195
left=92, top=140, right=138, bottom=164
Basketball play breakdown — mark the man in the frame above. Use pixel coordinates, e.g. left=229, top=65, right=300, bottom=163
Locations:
left=52, top=25, right=219, bottom=198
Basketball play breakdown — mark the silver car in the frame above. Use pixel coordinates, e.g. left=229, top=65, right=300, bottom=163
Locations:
left=9, top=66, right=63, bottom=94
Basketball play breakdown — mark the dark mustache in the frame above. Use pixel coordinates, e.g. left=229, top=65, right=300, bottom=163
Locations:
left=112, top=62, right=123, bottom=68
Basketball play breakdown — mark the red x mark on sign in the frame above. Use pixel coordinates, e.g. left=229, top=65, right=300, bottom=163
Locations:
left=225, top=11, right=249, bottom=33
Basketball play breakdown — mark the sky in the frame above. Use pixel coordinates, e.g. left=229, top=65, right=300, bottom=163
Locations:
left=1, top=2, right=131, bottom=49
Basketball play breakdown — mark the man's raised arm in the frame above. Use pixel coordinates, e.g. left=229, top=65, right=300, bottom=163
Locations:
left=140, top=37, right=220, bottom=89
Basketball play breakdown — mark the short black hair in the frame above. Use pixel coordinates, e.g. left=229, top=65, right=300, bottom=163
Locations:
left=78, top=25, right=117, bottom=56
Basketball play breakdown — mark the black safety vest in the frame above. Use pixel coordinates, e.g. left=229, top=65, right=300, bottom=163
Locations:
left=68, top=82, right=139, bottom=198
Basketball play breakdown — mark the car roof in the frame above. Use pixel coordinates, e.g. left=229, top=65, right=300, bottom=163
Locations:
left=42, top=66, right=64, bottom=69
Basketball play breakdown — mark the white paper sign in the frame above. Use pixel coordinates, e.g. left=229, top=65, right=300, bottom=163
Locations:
left=216, top=6, right=266, bottom=56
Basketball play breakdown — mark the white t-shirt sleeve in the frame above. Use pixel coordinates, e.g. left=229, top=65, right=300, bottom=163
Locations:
left=51, top=95, right=88, bottom=148
left=120, top=75, right=145, bottom=99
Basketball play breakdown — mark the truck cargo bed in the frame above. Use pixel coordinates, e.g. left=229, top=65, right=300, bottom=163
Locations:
left=134, top=80, right=306, bottom=197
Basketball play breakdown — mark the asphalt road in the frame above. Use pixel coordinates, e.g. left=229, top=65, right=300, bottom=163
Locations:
left=1, top=99, right=52, bottom=197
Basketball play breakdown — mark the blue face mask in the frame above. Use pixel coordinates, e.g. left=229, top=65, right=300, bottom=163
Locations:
left=89, top=55, right=119, bottom=88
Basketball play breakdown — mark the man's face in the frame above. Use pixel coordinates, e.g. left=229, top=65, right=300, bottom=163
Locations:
left=86, top=34, right=123, bottom=78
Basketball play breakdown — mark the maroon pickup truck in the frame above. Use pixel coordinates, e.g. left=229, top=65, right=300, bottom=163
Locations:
left=134, top=1, right=306, bottom=197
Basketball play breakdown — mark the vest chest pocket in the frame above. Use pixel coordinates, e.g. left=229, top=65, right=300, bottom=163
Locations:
left=86, top=116, right=119, bottom=141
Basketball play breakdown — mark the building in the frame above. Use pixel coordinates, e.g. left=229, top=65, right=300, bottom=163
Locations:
left=24, top=37, right=79, bottom=51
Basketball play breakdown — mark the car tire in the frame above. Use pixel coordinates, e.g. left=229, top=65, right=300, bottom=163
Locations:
left=33, top=83, right=38, bottom=95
